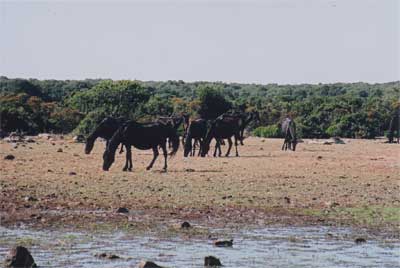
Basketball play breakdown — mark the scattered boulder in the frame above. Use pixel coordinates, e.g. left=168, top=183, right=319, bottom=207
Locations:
left=138, top=260, right=164, bottom=268
left=95, top=252, right=120, bottom=259
left=24, top=196, right=38, bottom=202
left=68, top=171, right=77, bottom=176
left=181, top=221, right=191, bottom=229
left=38, top=133, right=52, bottom=140
left=355, top=237, right=367, bottom=244
left=204, top=256, right=222, bottom=267
left=25, top=138, right=35, bottom=143
left=332, top=137, right=345, bottom=144
left=4, top=246, right=37, bottom=268
left=73, top=135, right=85, bottom=143
left=317, top=156, right=323, bottom=160
left=116, top=207, right=129, bottom=213
left=4, top=154, right=15, bottom=160
left=57, top=148, right=63, bottom=152
left=214, top=239, right=233, bottom=247
left=184, top=168, right=195, bottom=172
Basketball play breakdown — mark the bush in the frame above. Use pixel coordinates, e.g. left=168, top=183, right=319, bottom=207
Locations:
left=252, top=125, right=281, bottom=138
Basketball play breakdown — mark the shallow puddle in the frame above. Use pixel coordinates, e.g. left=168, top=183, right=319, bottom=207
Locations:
left=0, top=225, right=399, bottom=268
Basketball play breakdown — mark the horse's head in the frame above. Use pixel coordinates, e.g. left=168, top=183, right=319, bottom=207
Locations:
left=102, top=149, right=115, bottom=171
left=84, top=138, right=94, bottom=154
left=200, top=142, right=210, bottom=157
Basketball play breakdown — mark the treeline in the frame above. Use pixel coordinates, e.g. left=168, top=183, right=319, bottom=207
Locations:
left=0, top=76, right=398, bottom=139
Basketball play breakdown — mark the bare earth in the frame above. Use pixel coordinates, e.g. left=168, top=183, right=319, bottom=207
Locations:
left=1, top=136, right=399, bottom=236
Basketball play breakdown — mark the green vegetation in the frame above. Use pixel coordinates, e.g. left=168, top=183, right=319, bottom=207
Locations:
left=1, top=76, right=398, bottom=137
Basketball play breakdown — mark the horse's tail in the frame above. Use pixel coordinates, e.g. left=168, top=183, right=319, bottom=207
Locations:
left=168, top=127, right=180, bottom=157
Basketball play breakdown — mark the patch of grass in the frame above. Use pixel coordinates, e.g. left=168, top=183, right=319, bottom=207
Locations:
left=301, top=206, right=400, bottom=227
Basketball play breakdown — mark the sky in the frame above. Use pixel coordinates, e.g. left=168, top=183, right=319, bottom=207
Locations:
left=0, top=0, right=399, bottom=84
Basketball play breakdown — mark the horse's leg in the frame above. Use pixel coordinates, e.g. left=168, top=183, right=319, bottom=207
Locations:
left=122, top=145, right=129, bottom=171
left=225, top=137, right=233, bottom=157
left=127, top=146, right=133, bottom=171
left=240, top=129, right=244, bottom=145
left=213, top=139, right=219, bottom=157
left=218, top=139, right=222, bottom=157
left=198, top=139, right=203, bottom=156
left=146, top=146, right=159, bottom=170
left=234, top=136, right=239, bottom=157
left=161, top=143, right=168, bottom=171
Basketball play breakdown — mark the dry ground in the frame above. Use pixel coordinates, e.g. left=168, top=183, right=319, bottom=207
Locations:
left=0, top=136, right=399, bottom=235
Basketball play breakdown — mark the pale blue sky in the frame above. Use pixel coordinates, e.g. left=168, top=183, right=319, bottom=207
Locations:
left=1, top=0, right=399, bottom=84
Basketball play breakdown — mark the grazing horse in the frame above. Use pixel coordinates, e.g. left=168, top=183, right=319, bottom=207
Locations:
left=201, top=116, right=241, bottom=157
left=281, top=117, right=297, bottom=151
left=183, top=119, right=208, bottom=157
left=85, top=117, right=131, bottom=170
left=222, top=111, right=260, bottom=145
left=102, top=121, right=179, bottom=171
left=388, top=110, right=399, bottom=143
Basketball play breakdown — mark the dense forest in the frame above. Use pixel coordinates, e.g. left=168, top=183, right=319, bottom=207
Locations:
left=0, top=76, right=398, bottom=139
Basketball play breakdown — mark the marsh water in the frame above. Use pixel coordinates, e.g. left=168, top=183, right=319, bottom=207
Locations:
left=0, top=225, right=399, bottom=268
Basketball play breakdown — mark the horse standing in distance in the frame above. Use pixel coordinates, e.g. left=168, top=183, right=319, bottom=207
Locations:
left=102, top=121, right=179, bottom=171
left=281, top=117, right=297, bottom=151
left=85, top=117, right=131, bottom=170
left=183, top=119, right=208, bottom=157
left=388, top=109, right=399, bottom=143
left=201, top=116, right=241, bottom=157
left=157, top=114, right=189, bottom=146
left=224, top=110, right=260, bottom=145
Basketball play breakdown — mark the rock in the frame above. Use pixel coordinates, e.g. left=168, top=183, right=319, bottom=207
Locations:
left=73, top=135, right=85, bottom=143
left=204, top=256, right=222, bottom=267
left=355, top=237, right=367, bottom=244
left=24, top=196, right=38, bottom=202
left=68, top=171, right=77, bottom=176
left=181, top=221, right=191, bottom=229
left=332, top=137, right=345, bottom=144
left=284, top=196, right=291, bottom=204
left=214, top=239, right=233, bottom=247
left=4, top=246, right=37, bottom=268
left=184, top=168, right=195, bottom=172
left=57, top=148, right=63, bottom=152
left=95, top=252, right=120, bottom=259
left=116, top=207, right=129, bottom=213
left=317, top=156, right=323, bottom=160
left=4, top=154, right=15, bottom=160
left=25, top=138, right=35, bottom=143
left=138, top=260, right=164, bottom=268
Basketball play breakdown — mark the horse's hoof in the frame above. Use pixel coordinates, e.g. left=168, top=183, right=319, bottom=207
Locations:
left=146, top=166, right=151, bottom=170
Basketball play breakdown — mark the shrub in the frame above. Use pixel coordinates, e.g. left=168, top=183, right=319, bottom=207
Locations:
left=252, top=125, right=281, bottom=138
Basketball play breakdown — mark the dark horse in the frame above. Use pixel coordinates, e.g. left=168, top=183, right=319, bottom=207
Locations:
left=281, top=117, right=297, bottom=151
left=183, top=119, right=208, bottom=157
left=222, top=111, right=260, bottom=145
left=85, top=117, right=131, bottom=170
left=102, top=121, right=180, bottom=171
left=388, top=109, right=399, bottom=143
left=201, top=116, right=241, bottom=157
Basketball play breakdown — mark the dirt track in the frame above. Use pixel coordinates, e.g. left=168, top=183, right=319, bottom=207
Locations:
left=0, top=136, right=399, bottom=235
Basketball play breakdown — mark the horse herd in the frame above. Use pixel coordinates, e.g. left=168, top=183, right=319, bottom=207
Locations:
left=84, top=111, right=298, bottom=172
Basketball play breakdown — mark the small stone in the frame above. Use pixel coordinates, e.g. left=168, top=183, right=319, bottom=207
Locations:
left=138, top=260, right=164, bottom=268
left=355, top=237, right=366, bottom=244
left=185, top=168, right=195, bottom=172
left=68, top=171, right=77, bottom=176
left=24, top=196, right=38, bottom=202
left=57, top=148, right=63, bottom=152
left=181, top=221, right=191, bottom=229
left=204, top=256, right=222, bottom=267
left=4, top=154, right=15, bottom=160
left=214, top=239, right=233, bottom=247
left=284, top=196, right=291, bottom=204
left=95, top=252, right=120, bottom=259
left=116, top=207, right=129, bottom=213
left=4, top=246, right=37, bottom=268
left=317, top=156, right=323, bottom=160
